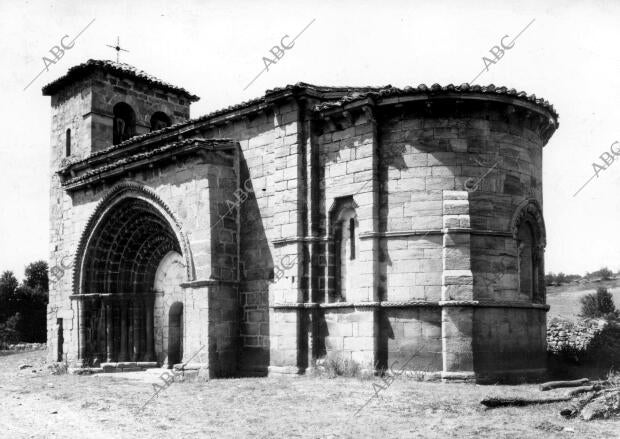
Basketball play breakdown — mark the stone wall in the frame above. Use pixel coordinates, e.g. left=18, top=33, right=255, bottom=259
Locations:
left=192, top=109, right=281, bottom=375
left=47, top=148, right=238, bottom=368
left=90, top=71, right=191, bottom=153
left=265, top=95, right=553, bottom=379
left=46, top=69, right=559, bottom=380
left=547, top=318, right=608, bottom=354
left=473, top=307, right=547, bottom=380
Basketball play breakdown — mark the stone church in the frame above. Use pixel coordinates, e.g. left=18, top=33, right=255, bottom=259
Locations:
left=44, top=59, right=558, bottom=381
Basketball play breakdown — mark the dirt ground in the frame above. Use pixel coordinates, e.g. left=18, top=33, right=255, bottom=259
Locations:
left=0, top=349, right=618, bottom=439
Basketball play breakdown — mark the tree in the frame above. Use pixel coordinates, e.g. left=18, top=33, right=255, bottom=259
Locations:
left=565, top=274, right=582, bottom=283
left=594, top=267, right=613, bottom=281
left=24, top=260, right=49, bottom=293
left=0, top=263, right=50, bottom=343
left=556, top=272, right=567, bottom=285
left=0, top=271, right=18, bottom=321
left=12, top=262, right=49, bottom=342
left=13, top=284, right=47, bottom=341
left=580, top=287, right=618, bottom=319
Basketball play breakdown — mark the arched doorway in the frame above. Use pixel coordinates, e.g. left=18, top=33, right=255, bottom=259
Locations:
left=77, top=196, right=183, bottom=365
left=168, top=302, right=183, bottom=367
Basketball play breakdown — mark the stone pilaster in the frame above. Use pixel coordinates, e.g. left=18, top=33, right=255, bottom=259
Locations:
left=268, top=100, right=307, bottom=375
left=441, top=190, right=474, bottom=381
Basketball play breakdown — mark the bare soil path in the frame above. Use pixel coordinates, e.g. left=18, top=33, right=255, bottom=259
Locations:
left=1, top=349, right=618, bottom=438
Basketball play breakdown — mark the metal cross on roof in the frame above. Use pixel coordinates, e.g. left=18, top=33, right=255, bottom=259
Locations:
left=106, top=36, right=129, bottom=63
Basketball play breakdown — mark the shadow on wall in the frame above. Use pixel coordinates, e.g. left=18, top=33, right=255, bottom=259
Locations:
left=237, top=152, right=273, bottom=376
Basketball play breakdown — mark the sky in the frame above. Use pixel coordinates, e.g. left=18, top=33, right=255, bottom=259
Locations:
left=0, top=0, right=619, bottom=279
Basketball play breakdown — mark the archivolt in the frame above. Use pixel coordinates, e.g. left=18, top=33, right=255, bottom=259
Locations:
left=510, top=198, right=546, bottom=248
left=72, top=181, right=194, bottom=294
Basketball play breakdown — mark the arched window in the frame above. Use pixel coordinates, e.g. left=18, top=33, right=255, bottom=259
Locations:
left=511, top=200, right=546, bottom=303
left=112, top=102, right=136, bottom=145
left=517, top=220, right=536, bottom=298
left=329, top=197, right=359, bottom=302
left=349, top=218, right=356, bottom=260
left=65, top=129, right=71, bottom=156
left=150, top=112, right=171, bottom=132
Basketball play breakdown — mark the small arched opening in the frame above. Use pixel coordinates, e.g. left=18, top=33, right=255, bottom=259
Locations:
left=112, top=102, right=136, bottom=145
left=150, top=112, right=172, bottom=132
left=65, top=128, right=71, bottom=156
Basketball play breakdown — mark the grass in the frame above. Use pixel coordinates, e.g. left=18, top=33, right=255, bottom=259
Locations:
left=0, top=349, right=619, bottom=438
left=547, top=279, right=620, bottom=321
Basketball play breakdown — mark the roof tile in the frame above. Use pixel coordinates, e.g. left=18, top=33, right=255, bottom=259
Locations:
left=42, top=59, right=199, bottom=101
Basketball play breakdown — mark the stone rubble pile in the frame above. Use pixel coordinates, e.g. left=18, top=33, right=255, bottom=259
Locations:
left=546, top=319, right=607, bottom=354
left=1, top=342, right=46, bottom=351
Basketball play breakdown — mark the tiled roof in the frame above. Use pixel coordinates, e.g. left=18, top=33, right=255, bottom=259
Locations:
left=314, top=83, right=558, bottom=119
left=42, top=59, right=199, bottom=101
left=57, top=80, right=559, bottom=169
left=72, top=82, right=392, bottom=158
left=61, top=138, right=233, bottom=187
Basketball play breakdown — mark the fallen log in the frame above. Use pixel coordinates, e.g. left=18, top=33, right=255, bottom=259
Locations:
left=559, top=389, right=614, bottom=418
left=565, top=385, right=601, bottom=397
left=539, top=378, right=589, bottom=391
left=581, top=389, right=620, bottom=421
left=481, top=396, right=571, bottom=408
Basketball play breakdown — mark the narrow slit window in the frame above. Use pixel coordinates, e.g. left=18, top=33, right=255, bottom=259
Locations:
left=65, top=128, right=71, bottom=156
left=349, top=218, right=355, bottom=260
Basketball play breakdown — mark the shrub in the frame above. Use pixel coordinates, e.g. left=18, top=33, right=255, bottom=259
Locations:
left=0, top=313, right=21, bottom=349
left=48, top=362, right=68, bottom=375
left=314, top=355, right=366, bottom=378
left=580, top=287, right=618, bottom=319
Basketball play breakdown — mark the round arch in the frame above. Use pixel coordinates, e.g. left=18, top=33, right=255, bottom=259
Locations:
left=150, top=111, right=172, bottom=131
left=510, top=198, right=546, bottom=248
left=112, top=102, right=137, bottom=144
left=510, top=198, right=546, bottom=303
left=72, top=182, right=194, bottom=295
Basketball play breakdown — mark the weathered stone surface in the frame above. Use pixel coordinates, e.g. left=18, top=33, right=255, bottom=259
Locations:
left=45, top=61, right=557, bottom=381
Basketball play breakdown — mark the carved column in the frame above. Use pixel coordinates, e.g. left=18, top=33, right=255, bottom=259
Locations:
left=132, top=297, right=141, bottom=362
left=119, top=298, right=128, bottom=362
left=105, top=298, right=113, bottom=363
left=144, top=295, right=154, bottom=361
left=77, top=297, right=87, bottom=365
left=97, top=299, right=106, bottom=361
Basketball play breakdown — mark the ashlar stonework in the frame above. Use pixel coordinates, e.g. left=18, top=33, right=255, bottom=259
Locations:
left=44, top=59, right=559, bottom=382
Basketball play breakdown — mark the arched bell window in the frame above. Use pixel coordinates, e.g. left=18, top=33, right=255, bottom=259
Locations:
left=150, top=112, right=171, bottom=132
left=112, top=102, right=136, bottom=145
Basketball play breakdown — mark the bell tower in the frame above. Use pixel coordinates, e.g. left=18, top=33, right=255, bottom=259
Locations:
left=43, top=60, right=200, bottom=331
left=42, top=59, right=200, bottom=169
